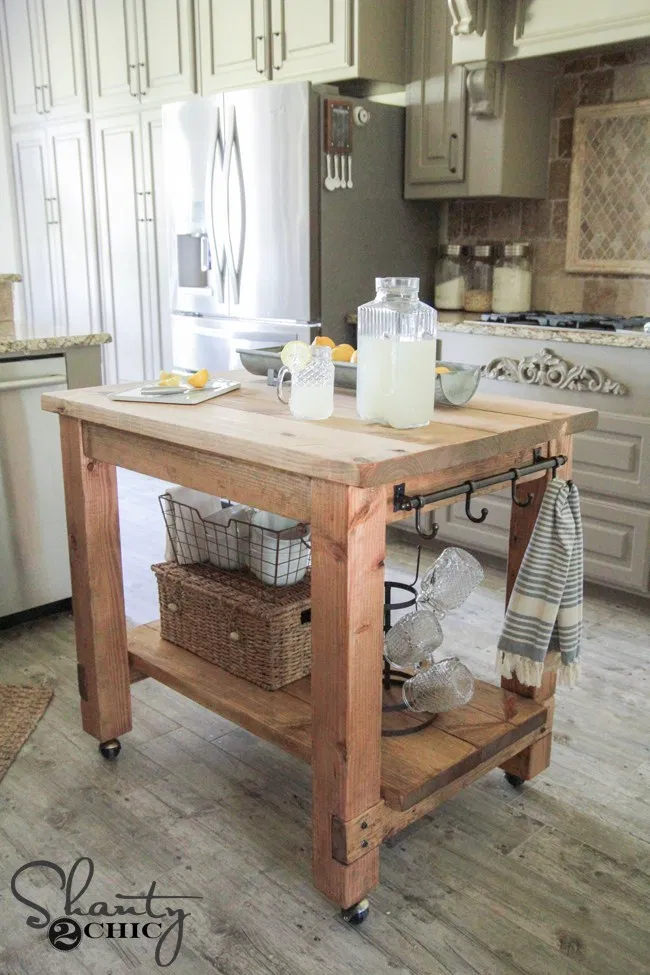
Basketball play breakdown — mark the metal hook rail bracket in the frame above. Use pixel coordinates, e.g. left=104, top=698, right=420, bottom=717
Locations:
left=393, top=451, right=568, bottom=539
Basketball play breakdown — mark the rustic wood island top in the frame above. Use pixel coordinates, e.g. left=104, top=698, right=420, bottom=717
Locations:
left=44, top=372, right=597, bottom=920
left=43, top=371, right=597, bottom=488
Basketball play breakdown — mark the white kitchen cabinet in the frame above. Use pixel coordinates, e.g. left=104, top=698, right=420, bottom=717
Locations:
left=269, top=0, right=353, bottom=81
left=11, top=129, right=58, bottom=332
left=432, top=489, right=650, bottom=594
left=198, top=0, right=405, bottom=94
left=405, top=0, right=554, bottom=199
left=93, top=112, right=164, bottom=382
left=502, top=0, right=650, bottom=60
left=0, top=0, right=86, bottom=125
left=448, top=0, right=504, bottom=65
left=197, top=0, right=270, bottom=92
left=83, top=0, right=194, bottom=114
left=406, top=0, right=466, bottom=185
left=11, top=122, right=100, bottom=338
left=141, top=109, right=169, bottom=373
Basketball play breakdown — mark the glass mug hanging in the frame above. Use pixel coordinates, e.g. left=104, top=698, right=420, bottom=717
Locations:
left=276, top=345, right=335, bottom=421
left=356, top=277, right=437, bottom=429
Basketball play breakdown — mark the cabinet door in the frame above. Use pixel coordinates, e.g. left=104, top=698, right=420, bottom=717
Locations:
left=83, top=0, right=139, bottom=113
left=48, top=122, right=101, bottom=337
left=93, top=114, right=152, bottom=382
left=36, top=0, right=86, bottom=119
left=135, top=0, right=195, bottom=105
left=141, top=109, right=168, bottom=375
left=11, top=128, right=58, bottom=335
left=405, top=0, right=466, bottom=185
left=0, top=0, right=44, bottom=124
left=269, top=0, right=353, bottom=81
left=433, top=489, right=650, bottom=594
left=197, top=0, right=269, bottom=94
left=503, top=0, right=650, bottom=59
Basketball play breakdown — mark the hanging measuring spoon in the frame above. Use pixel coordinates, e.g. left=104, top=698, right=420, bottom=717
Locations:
left=324, top=153, right=336, bottom=192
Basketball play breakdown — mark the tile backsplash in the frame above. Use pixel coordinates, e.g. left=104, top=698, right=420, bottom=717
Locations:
left=447, top=41, right=650, bottom=317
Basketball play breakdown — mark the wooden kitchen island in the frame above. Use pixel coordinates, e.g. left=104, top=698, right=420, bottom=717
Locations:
left=42, top=374, right=597, bottom=922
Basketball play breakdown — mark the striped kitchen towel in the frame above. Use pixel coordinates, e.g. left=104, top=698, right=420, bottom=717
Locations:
left=496, top=478, right=583, bottom=687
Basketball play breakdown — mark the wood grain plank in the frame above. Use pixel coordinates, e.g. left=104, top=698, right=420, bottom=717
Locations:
left=42, top=375, right=598, bottom=488
left=85, top=423, right=312, bottom=522
left=128, top=623, right=313, bottom=762
left=310, top=482, right=386, bottom=908
left=58, top=416, right=131, bottom=742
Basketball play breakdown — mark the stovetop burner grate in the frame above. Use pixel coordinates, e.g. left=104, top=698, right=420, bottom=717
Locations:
left=480, top=312, right=648, bottom=332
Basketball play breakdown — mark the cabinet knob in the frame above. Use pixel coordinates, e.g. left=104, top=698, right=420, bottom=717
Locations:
left=167, top=602, right=179, bottom=613
left=229, top=631, right=239, bottom=642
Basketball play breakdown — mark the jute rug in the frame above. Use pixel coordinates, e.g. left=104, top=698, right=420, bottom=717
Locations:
left=0, top=684, right=53, bottom=784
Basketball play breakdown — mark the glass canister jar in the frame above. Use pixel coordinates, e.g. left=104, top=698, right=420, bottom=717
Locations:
left=356, top=277, right=437, bottom=430
left=434, top=245, right=467, bottom=310
left=492, top=243, right=533, bottom=313
left=464, top=244, right=494, bottom=314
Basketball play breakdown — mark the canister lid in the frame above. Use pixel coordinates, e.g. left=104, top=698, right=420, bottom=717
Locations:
left=503, top=242, right=531, bottom=258
left=470, top=244, right=495, bottom=258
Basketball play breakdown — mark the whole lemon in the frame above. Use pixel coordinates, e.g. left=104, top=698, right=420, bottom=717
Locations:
left=332, top=344, right=355, bottom=363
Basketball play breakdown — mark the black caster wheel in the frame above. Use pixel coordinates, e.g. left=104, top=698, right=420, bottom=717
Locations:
left=341, top=898, right=369, bottom=925
left=99, top=739, right=121, bottom=760
left=505, top=771, right=525, bottom=789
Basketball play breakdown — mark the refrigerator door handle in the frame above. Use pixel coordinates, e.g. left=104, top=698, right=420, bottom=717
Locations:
left=200, top=234, right=209, bottom=272
left=225, top=105, right=246, bottom=306
left=207, top=102, right=226, bottom=305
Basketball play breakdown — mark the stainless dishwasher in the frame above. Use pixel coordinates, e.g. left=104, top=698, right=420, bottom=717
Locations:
left=0, top=355, right=71, bottom=621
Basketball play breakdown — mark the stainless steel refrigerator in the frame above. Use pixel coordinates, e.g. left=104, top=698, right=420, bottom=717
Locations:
left=163, top=82, right=437, bottom=374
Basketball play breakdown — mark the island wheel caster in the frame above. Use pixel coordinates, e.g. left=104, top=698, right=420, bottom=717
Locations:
left=341, top=898, right=369, bottom=925
left=505, top=771, right=525, bottom=789
left=99, top=739, right=121, bottom=760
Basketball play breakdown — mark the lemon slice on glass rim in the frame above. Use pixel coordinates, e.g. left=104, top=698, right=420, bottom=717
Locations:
left=281, top=340, right=312, bottom=369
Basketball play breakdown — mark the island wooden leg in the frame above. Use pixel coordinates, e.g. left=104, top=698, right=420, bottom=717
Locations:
left=310, top=482, right=385, bottom=910
left=501, top=436, right=573, bottom=780
left=59, top=416, right=132, bottom=743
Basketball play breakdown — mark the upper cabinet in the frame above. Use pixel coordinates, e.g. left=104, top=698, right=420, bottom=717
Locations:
left=197, top=0, right=270, bottom=91
left=405, top=0, right=555, bottom=199
left=83, top=0, right=195, bottom=114
left=406, top=0, right=467, bottom=185
left=268, top=0, right=353, bottom=82
left=197, top=0, right=406, bottom=95
left=0, top=0, right=86, bottom=125
left=502, top=0, right=650, bottom=60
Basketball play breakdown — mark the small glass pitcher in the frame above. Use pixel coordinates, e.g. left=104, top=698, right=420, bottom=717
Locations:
left=276, top=346, right=335, bottom=421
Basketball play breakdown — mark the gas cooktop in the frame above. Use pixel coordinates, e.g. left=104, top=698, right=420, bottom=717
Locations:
left=480, top=312, right=649, bottom=332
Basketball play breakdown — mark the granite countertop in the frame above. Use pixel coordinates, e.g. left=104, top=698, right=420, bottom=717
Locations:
left=437, top=317, right=650, bottom=349
left=0, top=332, right=112, bottom=356
left=0, top=274, right=22, bottom=283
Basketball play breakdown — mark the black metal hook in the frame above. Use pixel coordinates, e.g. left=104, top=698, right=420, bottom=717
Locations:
left=511, top=468, right=534, bottom=508
left=414, top=507, right=439, bottom=540
left=464, top=482, right=489, bottom=524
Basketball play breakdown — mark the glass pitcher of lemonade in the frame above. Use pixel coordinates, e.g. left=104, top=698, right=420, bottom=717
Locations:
left=356, top=277, right=437, bottom=429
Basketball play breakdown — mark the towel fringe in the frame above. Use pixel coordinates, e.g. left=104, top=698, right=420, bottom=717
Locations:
left=496, top=649, right=580, bottom=687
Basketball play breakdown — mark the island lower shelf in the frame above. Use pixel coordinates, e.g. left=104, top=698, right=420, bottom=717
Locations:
left=128, top=622, right=550, bottom=813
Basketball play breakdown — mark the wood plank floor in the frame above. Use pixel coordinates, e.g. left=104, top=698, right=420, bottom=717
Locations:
left=1, top=468, right=649, bottom=974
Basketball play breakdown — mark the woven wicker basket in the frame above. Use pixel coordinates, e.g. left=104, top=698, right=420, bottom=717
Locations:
left=152, top=561, right=311, bottom=690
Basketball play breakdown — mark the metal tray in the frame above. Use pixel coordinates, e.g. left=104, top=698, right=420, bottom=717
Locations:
left=237, top=347, right=481, bottom=406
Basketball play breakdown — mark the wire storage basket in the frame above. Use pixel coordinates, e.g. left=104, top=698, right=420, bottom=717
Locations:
left=159, top=493, right=311, bottom=586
